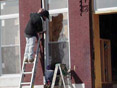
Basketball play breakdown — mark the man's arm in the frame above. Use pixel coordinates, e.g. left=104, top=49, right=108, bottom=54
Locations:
left=30, top=13, right=41, bottom=25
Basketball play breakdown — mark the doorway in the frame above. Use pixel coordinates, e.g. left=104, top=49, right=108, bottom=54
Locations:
left=93, top=14, right=117, bottom=88
left=99, top=14, right=117, bottom=83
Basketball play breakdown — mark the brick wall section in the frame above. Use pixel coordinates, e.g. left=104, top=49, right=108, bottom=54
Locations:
left=69, top=0, right=92, bottom=88
left=19, top=0, right=92, bottom=87
left=19, top=0, right=44, bottom=85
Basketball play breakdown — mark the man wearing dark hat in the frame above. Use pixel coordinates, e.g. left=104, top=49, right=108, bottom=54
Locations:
left=24, top=8, right=49, bottom=63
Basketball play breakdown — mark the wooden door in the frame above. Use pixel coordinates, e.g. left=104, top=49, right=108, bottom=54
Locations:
left=100, top=39, right=112, bottom=83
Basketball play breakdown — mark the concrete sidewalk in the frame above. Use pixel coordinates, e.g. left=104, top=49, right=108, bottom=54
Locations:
left=0, top=74, right=85, bottom=88
left=0, top=74, right=20, bottom=88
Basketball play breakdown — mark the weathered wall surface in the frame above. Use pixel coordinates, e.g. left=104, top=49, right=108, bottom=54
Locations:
left=69, top=0, right=92, bottom=88
left=19, top=0, right=44, bottom=84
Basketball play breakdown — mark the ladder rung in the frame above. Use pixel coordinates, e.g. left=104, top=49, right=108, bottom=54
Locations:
left=24, top=62, right=34, bottom=64
left=57, top=75, right=60, bottom=77
left=23, top=72, right=32, bottom=74
left=21, top=82, right=30, bottom=85
left=19, top=38, right=41, bottom=88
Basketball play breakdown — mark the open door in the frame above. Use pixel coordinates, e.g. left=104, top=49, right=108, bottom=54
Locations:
left=100, top=39, right=112, bottom=83
left=93, top=14, right=113, bottom=88
left=93, top=14, right=117, bottom=88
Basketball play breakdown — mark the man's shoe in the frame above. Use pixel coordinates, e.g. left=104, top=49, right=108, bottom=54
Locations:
left=28, top=58, right=34, bottom=63
left=24, top=58, right=28, bottom=62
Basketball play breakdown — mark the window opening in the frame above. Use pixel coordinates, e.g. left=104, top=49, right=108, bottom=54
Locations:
left=44, top=0, right=70, bottom=71
left=0, top=0, right=20, bottom=75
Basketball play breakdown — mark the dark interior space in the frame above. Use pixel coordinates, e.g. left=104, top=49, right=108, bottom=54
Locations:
left=99, top=14, right=117, bottom=82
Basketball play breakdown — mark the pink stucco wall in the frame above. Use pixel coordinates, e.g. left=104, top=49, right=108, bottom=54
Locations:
left=19, top=0, right=44, bottom=84
left=69, top=0, right=92, bottom=88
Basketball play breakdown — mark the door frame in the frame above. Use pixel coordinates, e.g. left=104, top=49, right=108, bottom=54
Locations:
left=93, top=14, right=102, bottom=88
left=93, top=14, right=114, bottom=88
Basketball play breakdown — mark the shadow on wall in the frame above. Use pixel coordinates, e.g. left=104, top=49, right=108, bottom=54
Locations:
left=71, top=70, right=84, bottom=88
left=71, top=70, right=83, bottom=83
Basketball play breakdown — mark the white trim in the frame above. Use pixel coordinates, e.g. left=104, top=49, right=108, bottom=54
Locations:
left=97, top=7, right=117, bottom=11
left=93, top=0, right=97, bottom=12
left=94, top=7, right=117, bottom=14
left=49, top=41, right=68, bottom=44
left=0, top=74, right=20, bottom=78
left=49, top=8, right=68, bottom=14
left=67, top=0, right=71, bottom=70
left=22, top=84, right=85, bottom=88
left=21, top=85, right=44, bottom=88
left=94, top=0, right=117, bottom=14
left=0, top=13, right=19, bottom=20
left=72, top=83, right=85, bottom=88
left=0, top=23, right=2, bottom=75
left=1, top=44, right=20, bottom=47
left=18, top=15, right=21, bottom=73
left=0, top=84, right=85, bottom=88
left=42, top=0, right=45, bottom=9
left=16, top=84, right=85, bottom=88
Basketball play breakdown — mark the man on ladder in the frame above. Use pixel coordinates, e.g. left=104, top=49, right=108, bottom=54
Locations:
left=24, top=8, right=49, bottom=63
left=19, top=8, right=49, bottom=88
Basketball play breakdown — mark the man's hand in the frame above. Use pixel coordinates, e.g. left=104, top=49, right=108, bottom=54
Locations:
left=39, top=31, right=46, bottom=34
left=38, top=8, right=45, bottom=13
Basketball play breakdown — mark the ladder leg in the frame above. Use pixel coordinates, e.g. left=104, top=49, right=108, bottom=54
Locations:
left=19, top=58, right=26, bottom=88
left=30, top=37, right=41, bottom=88
left=51, top=66, right=58, bottom=88
left=58, top=77, right=62, bottom=88
left=19, top=36, right=41, bottom=88
left=19, top=74, right=23, bottom=88
left=67, top=75, right=73, bottom=88
left=58, top=65, right=66, bottom=88
left=30, top=55, right=39, bottom=88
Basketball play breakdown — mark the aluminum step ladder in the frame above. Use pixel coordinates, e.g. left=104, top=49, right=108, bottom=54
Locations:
left=51, top=64, right=66, bottom=88
left=51, top=64, right=73, bottom=88
left=19, top=36, right=41, bottom=88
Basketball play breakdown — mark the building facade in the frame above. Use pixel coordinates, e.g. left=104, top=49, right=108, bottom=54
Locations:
left=19, top=0, right=92, bottom=88
left=0, top=0, right=117, bottom=88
